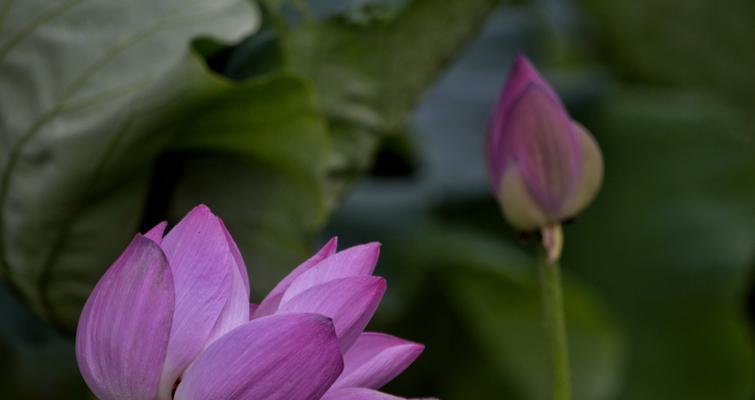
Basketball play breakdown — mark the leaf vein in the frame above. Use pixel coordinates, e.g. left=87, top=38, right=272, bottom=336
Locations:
left=0, top=0, right=84, bottom=63
left=0, top=1, right=236, bottom=318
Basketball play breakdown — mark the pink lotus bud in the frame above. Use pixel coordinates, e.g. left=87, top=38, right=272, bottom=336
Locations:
left=486, top=55, right=603, bottom=231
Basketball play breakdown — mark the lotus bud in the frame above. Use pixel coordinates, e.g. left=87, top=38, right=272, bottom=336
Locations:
left=486, top=55, right=603, bottom=232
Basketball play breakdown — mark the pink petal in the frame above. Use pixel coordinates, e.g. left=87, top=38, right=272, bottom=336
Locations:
left=487, top=55, right=582, bottom=215
left=174, top=313, right=343, bottom=400
left=323, top=389, right=437, bottom=400
left=144, top=221, right=168, bottom=245
left=157, top=205, right=249, bottom=399
left=280, top=242, right=380, bottom=304
left=503, top=84, right=581, bottom=214
left=321, top=388, right=404, bottom=400
left=487, top=54, right=547, bottom=192
left=204, top=246, right=250, bottom=344
left=254, top=237, right=338, bottom=318
left=278, top=276, right=386, bottom=352
left=331, top=332, right=424, bottom=390
left=218, top=217, right=251, bottom=296
left=76, top=235, right=174, bottom=400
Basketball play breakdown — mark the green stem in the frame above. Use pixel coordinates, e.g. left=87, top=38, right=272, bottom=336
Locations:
left=539, top=226, right=572, bottom=400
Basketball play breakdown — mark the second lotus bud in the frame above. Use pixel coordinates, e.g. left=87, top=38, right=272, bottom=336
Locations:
left=486, top=55, right=603, bottom=231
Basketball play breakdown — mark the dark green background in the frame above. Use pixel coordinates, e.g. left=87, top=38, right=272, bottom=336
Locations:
left=1, top=0, right=753, bottom=399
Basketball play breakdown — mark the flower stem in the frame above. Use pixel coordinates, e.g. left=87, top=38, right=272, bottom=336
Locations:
left=539, top=224, right=571, bottom=400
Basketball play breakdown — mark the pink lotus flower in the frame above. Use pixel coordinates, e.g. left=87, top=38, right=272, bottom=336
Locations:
left=486, top=55, right=603, bottom=231
left=76, top=205, right=425, bottom=400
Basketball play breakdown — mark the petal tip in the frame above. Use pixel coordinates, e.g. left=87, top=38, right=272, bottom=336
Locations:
left=324, top=236, right=339, bottom=253
left=143, top=221, right=168, bottom=244
left=370, top=276, right=388, bottom=294
left=191, top=203, right=215, bottom=217
left=132, top=233, right=163, bottom=251
left=360, top=242, right=382, bottom=259
left=510, top=54, right=539, bottom=82
left=513, top=52, right=531, bottom=67
left=408, top=342, right=425, bottom=357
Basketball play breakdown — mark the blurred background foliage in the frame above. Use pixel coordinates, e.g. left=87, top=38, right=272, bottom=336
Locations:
left=0, top=0, right=753, bottom=399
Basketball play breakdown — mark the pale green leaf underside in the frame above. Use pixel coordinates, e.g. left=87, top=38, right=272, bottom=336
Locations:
left=0, top=0, right=259, bottom=328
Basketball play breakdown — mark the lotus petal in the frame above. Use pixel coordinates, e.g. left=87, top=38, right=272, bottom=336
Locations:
left=278, top=276, right=386, bottom=352
left=280, top=243, right=380, bottom=304
left=76, top=235, right=174, bottom=400
left=144, top=221, right=168, bottom=245
left=174, top=313, right=343, bottom=400
left=157, top=205, right=249, bottom=399
left=321, top=388, right=404, bottom=400
left=331, top=332, right=424, bottom=390
left=254, top=237, right=338, bottom=318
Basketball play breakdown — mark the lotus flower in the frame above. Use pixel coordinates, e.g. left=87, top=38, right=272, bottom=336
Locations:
left=486, top=54, right=603, bottom=231
left=76, top=205, right=425, bottom=400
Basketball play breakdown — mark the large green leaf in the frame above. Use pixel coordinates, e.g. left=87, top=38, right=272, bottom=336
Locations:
left=282, top=0, right=501, bottom=198
left=0, top=0, right=259, bottom=329
left=180, top=0, right=504, bottom=294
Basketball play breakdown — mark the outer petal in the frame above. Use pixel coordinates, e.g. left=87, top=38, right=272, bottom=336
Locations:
left=488, top=54, right=559, bottom=192
left=331, top=332, right=424, bottom=390
left=280, top=243, right=381, bottom=304
left=498, top=163, right=550, bottom=231
left=322, top=389, right=437, bottom=400
left=144, top=221, right=168, bottom=245
left=76, top=235, right=174, bottom=400
left=503, top=83, right=582, bottom=214
left=254, top=237, right=338, bottom=318
left=488, top=55, right=582, bottom=216
left=562, top=122, right=604, bottom=218
left=204, top=244, right=250, bottom=344
left=174, top=313, right=343, bottom=400
left=278, top=276, right=386, bottom=352
left=321, top=388, right=404, bottom=400
left=218, top=217, right=251, bottom=296
left=158, top=205, right=249, bottom=399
